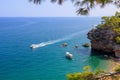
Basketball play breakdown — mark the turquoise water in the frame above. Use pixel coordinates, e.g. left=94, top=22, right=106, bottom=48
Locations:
left=0, top=17, right=111, bottom=80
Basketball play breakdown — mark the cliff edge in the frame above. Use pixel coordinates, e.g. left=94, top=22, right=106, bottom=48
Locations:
left=88, top=12, right=120, bottom=57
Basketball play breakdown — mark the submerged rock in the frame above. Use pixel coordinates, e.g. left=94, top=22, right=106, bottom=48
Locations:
left=75, top=44, right=78, bottom=48
left=62, top=43, right=68, bottom=47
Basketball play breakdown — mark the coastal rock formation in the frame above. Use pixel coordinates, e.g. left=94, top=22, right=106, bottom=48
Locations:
left=88, top=12, right=120, bottom=57
left=82, top=43, right=90, bottom=47
left=88, top=28, right=116, bottom=55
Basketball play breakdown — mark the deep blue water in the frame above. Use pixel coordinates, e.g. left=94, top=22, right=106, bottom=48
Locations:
left=0, top=17, right=111, bottom=80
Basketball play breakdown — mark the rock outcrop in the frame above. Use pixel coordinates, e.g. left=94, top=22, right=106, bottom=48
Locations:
left=88, top=27, right=120, bottom=57
left=82, top=43, right=90, bottom=47
left=62, top=43, right=68, bottom=47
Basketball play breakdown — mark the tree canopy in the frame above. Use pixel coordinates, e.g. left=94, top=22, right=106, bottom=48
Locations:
left=97, top=12, right=120, bottom=28
left=29, top=0, right=120, bottom=15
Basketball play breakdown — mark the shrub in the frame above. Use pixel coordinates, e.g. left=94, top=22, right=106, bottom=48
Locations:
left=67, top=72, right=94, bottom=80
left=67, top=66, right=95, bottom=80
left=114, top=65, right=120, bottom=72
left=83, top=66, right=91, bottom=72
left=114, top=28, right=120, bottom=34
left=96, top=12, right=120, bottom=28
left=115, top=36, right=120, bottom=44
left=94, top=68, right=106, bottom=76
left=82, top=72, right=94, bottom=80
left=67, top=73, right=84, bottom=80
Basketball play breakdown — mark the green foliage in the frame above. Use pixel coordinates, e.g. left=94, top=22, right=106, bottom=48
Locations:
left=114, top=28, right=120, bottom=34
left=30, top=0, right=120, bottom=15
left=94, top=68, right=106, bottom=76
left=82, top=72, right=94, bottom=80
left=67, top=66, right=94, bottom=80
left=67, top=65, right=120, bottom=80
left=97, top=12, right=120, bottom=28
left=114, top=65, right=120, bottom=72
left=67, top=72, right=94, bottom=80
left=99, top=12, right=120, bottom=44
left=115, top=36, right=120, bottom=44
left=67, top=73, right=84, bottom=80
left=83, top=66, right=91, bottom=72
left=115, top=11, right=120, bottom=18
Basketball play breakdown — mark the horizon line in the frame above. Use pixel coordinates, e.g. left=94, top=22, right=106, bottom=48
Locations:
left=0, top=16, right=102, bottom=18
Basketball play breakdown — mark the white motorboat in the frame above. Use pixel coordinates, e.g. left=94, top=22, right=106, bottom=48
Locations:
left=66, top=52, right=73, bottom=59
left=30, top=44, right=38, bottom=49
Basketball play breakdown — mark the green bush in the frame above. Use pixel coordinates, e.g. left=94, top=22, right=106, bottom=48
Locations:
left=94, top=68, right=106, bottom=77
left=83, top=66, right=91, bottom=72
left=96, top=12, right=120, bottom=28
left=67, top=65, right=120, bottom=80
left=67, top=73, right=84, bottom=80
left=115, top=36, right=120, bottom=44
left=114, top=65, right=120, bottom=72
left=67, top=66, right=95, bottom=80
left=82, top=72, right=94, bottom=80
left=67, top=72, right=94, bottom=80
left=114, top=28, right=120, bottom=35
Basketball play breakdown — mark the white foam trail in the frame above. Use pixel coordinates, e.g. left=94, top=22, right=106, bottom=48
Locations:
left=31, top=29, right=90, bottom=48
left=31, top=37, right=68, bottom=48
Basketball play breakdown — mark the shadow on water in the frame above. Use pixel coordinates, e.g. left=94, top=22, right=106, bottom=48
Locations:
left=89, top=49, right=110, bottom=69
left=74, top=47, right=120, bottom=69
left=90, top=49, right=112, bottom=60
left=89, top=49, right=120, bottom=69
left=90, top=49, right=120, bottom=62
left=74, top=48, right=103, bottom=69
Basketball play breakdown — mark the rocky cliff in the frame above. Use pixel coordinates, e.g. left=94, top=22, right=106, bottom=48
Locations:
left=87, top=12, right=120, bottom=57
left=88, top=27, right=120, bottom=57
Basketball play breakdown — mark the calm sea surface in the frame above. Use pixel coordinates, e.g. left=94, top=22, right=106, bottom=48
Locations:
left=0, top=17, right=112, bottom=80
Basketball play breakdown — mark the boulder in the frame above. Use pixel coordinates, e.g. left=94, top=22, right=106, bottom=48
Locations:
left=82, top=43, right=90, bottom=47
left=62, top=43, right=68, bottom=47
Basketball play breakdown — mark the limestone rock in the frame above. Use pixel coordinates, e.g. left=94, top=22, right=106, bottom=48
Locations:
left=88, top=28, right=120, bottom=57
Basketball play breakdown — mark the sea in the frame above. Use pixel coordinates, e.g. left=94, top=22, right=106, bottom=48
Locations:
left=0, top=17, right=114, bottom=80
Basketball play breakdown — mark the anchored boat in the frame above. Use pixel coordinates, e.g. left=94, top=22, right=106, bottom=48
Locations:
left=66, top=52, right=73, bottom=60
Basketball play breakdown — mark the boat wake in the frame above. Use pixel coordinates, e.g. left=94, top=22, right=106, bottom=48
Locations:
left=30, top=29, right=89, bottom=49
left=30, top=38, right=68, bottom=49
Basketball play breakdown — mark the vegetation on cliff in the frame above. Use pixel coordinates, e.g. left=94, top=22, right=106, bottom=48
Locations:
left=87, top=12, right=120, bottom=56
left=97, top=12, right=120, bottom=44
left=97, top=12, right=120, bottom=28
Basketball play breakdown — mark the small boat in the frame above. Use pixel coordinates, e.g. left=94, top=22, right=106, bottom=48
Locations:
left=66, top=52, right=73, bottom=60
left=30, top=44, right=38, bottom=49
